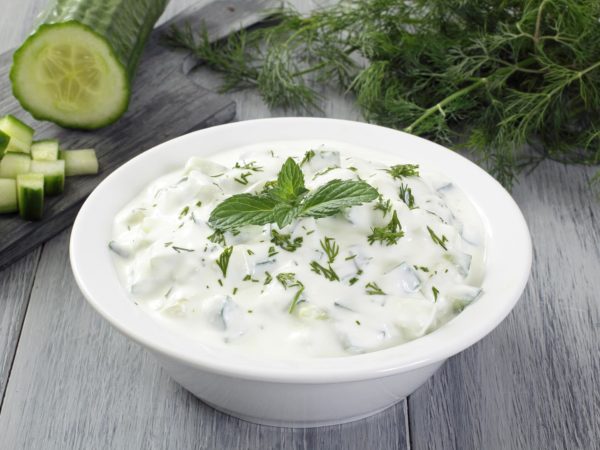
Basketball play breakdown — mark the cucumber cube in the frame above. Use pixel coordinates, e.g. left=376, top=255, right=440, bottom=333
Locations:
left=17, top=173, right=44, bottom=220
left=0, top=178, right=18, bottom=213
left=0, top=153, right=31, bottom=178
left=31, top=160, right=65, bottom=195
left=60, top=149, right=99, bottom=176
left=31, top=139, right=59, bottom=161
left=0, top=115, right=34, bottom=155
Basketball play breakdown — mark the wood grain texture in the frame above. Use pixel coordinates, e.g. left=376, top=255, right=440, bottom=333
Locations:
left=0, top=0, right=280, bottom=271
left=409, top=161, right=600, bottom=450
left=0, top=229, right=409, bottom=450
left=0, top=249, right=40, bottom=407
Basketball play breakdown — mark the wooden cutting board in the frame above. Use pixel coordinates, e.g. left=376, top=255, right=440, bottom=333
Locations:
left=0, top=0, right=275, bottom=270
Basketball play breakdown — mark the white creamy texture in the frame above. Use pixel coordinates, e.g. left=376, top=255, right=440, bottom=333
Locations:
left=110, top=142, right=486, bottom=359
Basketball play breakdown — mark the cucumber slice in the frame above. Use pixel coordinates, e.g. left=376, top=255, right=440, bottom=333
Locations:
left=10, top=0, right=168, bottom=129
left=31, top=139, right=59, bottom=161
left=17, top=173, right=44, bottom=220
left=0, top=131, right=9, bottom=157
left=60, top=149, right=99, bottom=176
left=0, top=115, right=34, bottom=155
left=0, top=178, right=18, bottom=213
left=30, top=160, right=65, bottom=195
left=0, top=153, right=31, bottom=178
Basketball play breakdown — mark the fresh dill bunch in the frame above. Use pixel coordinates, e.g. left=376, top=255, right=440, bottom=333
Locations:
left=166, top=0, right=600, bottom=187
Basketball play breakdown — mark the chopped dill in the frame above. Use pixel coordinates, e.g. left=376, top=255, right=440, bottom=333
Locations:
left=271, top=229, right=303, bottom=252
left=320, top=237, right=339, bottom=264
left=365, top=282, right=386, bottom=295
left=367, top=210, right=404, bottom=245
left=385, top=164, right=419, bottom=179
left=215, top=246, right=233, bottom=277
left=399, top=183, right=416, bottom=209
left=310, top=261, right=340, bottom=281
left=427, top=226, right=448, bottom=250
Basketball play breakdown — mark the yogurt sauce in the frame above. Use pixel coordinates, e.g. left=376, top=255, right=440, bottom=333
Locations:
left=109, top=141, right=486, bottom=359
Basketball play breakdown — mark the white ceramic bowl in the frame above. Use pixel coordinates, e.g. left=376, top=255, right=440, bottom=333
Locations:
left=70, top=118, right=531, bottom=428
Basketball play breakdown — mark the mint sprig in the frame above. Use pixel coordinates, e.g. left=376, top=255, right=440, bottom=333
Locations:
left=208, top=158, right=378, bottom=230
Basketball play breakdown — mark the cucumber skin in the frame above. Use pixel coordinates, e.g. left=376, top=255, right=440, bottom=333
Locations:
left=0, top=131, right=9, bottom=157
left=17, top=175, right=44, bottom=221
left=10, top=0, right=168, bottom=129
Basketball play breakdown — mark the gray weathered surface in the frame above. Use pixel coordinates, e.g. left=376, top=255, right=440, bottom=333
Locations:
left=0, top=0, right=279, bottom=271
left=0, top=1, right=599, bottom=449
left=0, top=249, right=40, bottom=406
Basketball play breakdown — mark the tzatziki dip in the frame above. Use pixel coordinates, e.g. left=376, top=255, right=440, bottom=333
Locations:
left=109, top=142, right=485, bottom=358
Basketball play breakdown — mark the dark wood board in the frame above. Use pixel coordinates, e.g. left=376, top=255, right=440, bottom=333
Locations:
left=0, top=0, right=275, bottom=271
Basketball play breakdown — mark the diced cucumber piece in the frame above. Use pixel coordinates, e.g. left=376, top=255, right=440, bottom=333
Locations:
left=30, top=160, right=65, bottom=195
left=60, top=149, right=99, bottom=176
left=31, top=139, right=59, bottom=161
left=0, top=115, right=34, bottom=155
left=10, top=0, right=168, bottom=129
left=0, top=153, right=31, bottom=178
left=0, top=130, right=9, bottom=157
left=17, top=173, right=44, bottom=220
left=0, top=178, right=18, bottom=213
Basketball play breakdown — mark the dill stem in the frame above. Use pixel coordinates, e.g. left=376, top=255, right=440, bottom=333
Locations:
left=533, top=0, right=550, bottom=45
left=404, top=78, right=488, bottom=133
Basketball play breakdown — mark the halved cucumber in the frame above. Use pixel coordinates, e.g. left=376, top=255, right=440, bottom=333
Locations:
left=0, top=179, right=18, bottom=213
left=60, top=149, right=99, bottom=176
left=31, top=139, right=59, bottom=161
left=10, top=0, right=168, bottom=129
left=31, top=160, right=65, bottom=195
left=17, top=173, right=44, bottom=220
left=0, top=153, right=31, bottom=178
left=0, top=115, right=34, bottom=155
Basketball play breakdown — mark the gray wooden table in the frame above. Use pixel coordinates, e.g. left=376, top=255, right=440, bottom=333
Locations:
left=0, top=1, right=598, bottom=449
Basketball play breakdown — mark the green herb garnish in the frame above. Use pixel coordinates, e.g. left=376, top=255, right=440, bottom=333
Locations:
left=234, top=161, right=263, bottom=172
left=365, top=282, right=386, bottom=295
left=179, top=206, right=189, bottom=219
left=234, top=172, right=252, bottom=185
left=264, top=271, right=273, bottom=285
left=216, top=246, right=233, bottom=277
left=373, top=196, right=392, bottom=217
left=208, top=158, right=378, bottom=230
left=427, top=226, right=448, bottom=251
left=399, top=183, right=415, bottom=209
left=320, top=237, right=339, bottom=264
left=300, top=150, right=316, bottom=166
left=207, top=230, right=227, bottom=246
left=432, top=286, right=440, bottom=302
left=368, top=210, right=404, bottom=245
left=172, top=246, right=194, bottom=253
left=385, top=164, right=420, bottom=179
left=310, top=261, right=340, bottom=281
left=271, top=229, right=303, bottom=252
left=276, top=272, right=305, bottom=313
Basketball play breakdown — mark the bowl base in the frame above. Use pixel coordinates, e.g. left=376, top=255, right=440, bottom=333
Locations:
left=203, top=398, right=401, bottom=428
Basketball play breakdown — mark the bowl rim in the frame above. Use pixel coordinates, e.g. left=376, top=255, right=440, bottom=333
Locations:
left=70, top=117, right=532, bottom=383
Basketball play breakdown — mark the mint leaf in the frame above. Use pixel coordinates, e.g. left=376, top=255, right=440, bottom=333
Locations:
left=300, top=179, right=379, bottom=218
left=272, top=203, right=300, bottom=228
left=269, top=157, right=307, bottom=202
left=208, top=194, right=277, bottom=230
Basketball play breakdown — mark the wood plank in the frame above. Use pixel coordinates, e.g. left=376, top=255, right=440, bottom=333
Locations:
left=0, top=0, right=279, bottom=271
left=0, top=229, right=409, bottom=450
left=0, top=249, right=40, bottom=407
left=408, top=161, right=600, bottom=449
